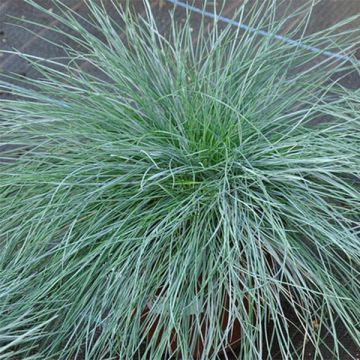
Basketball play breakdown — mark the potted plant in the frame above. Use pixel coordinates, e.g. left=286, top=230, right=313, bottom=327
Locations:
left=1, top=0, right=360, bottom=359
left=140, top=281, right=245, bottom=358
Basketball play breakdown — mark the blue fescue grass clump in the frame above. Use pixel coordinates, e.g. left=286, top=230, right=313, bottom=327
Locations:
left=1, top=0, right=360, bottom=359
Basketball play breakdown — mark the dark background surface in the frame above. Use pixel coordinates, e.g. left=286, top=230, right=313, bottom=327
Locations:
left=1, top=1, right=360, bottom=359
left=1, top=0, right=360, bottom=82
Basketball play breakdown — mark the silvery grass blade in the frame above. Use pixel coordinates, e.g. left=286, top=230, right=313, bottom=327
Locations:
left=0, top=0, right=360, bottom=359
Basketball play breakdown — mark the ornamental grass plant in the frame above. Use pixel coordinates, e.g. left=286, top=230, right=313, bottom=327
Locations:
left=1, top=0, right=360, bottom=359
